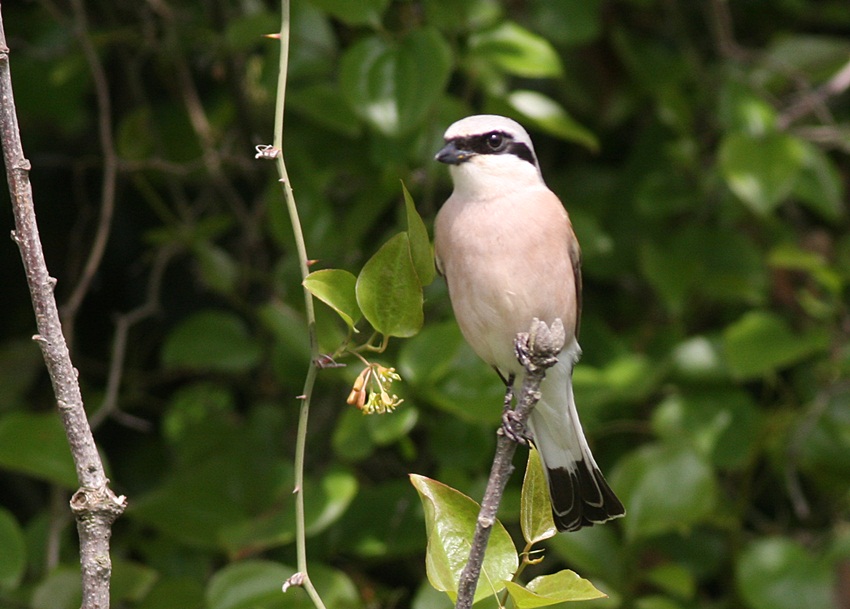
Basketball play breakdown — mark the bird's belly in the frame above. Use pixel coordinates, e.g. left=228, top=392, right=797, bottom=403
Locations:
left=447, top=256, right=573, bottom=373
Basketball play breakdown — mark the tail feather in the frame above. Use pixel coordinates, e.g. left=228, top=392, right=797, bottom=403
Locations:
left=526, top=358, right=625, bottom=533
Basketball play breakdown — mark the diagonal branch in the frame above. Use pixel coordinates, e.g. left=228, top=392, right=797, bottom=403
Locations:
left=454, top=318, right=566, bottom=609
left=0, top=10, right=126, bottom=609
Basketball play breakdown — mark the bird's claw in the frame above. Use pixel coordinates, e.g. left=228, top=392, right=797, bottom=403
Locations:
left=501, top=408, right=531, bottom=446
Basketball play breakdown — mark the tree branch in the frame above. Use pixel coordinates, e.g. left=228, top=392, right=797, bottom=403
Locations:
left=0, top=11, right=126, bottom=609
left=454, top=318, right=566, bottom=609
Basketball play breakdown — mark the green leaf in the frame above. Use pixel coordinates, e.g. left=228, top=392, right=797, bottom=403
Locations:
left=718, top=131, right=806, bottom=215
left=340, top=29, right=452, bottom=136
left=530, top=0, right=602, bottom=46
left=398, top=322, right=504, bottom=423
left=722, top=311, right=830, bottom=379
left=304, top=269, right=362, bottom=330
left=305, top=469, right=359, bottom=535
left=206, top=560, right=290, bottom=609
left=0, top=413, right=78, bottom=488
left=793, top=140, right=845, bottom=222
left=548, top=525, right=626, bottom=586
left=506, top=90, right=598, bottom=151
left=505, top=570, right=606, bottom=607
left=288, top=83, right=362, bottom=138
left=31, top=566, right=80, bottom=609
left=0, top=339, right=44, bottom=411
left=111, top=560, right=159, bottom=604
left=402, top=182, right=436, bottom=286
left=308, top=0, right=390, bottom=26
left=161, top=310, right=261, bottom=373
left=644, top=563, right=696, bottom=600
left=194, top=243, right=239, bottom=296
left=470, top=21, right=563, bottom=78
left=651, top=389, right=762, bottom=470
left=520, top=447, right=556, bottom=545
left=0, top=508, right=25, bottom=589
left=207, top=560, right=363, bottom=609
left=136, top=577, right=205, bottom=609
left=610, top=443, right=718, bottom=541
left=736, top=538, right=834, bottom=609
left=409, top=474, right=518, bottom=603
left=356, top=233, right=424, bottom=337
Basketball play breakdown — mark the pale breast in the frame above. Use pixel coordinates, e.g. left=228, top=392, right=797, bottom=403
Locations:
left=434, top=187, right=579, bottom=373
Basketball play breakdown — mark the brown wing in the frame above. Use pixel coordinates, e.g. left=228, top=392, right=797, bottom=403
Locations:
left=568, top=220, right=582, bottom=339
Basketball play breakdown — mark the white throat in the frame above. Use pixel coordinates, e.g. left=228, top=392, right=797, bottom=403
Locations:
left=449, top=155, right=545, bottom=201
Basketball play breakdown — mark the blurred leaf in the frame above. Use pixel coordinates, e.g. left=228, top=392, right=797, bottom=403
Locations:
left=644, top=563, right=696, bottom=600
left=652, top=389, right=762, bottom=470
left=399, top=322, right=504, bottom=423
left=31, top=566, right=80, bottom=609
left=530, top=0, right=602, bottom=45
left=194, top=243, right=239, bottom=296
left=224, top=10, right=278, bottom=51
left=793, top=141, right=845, bottom=222
left=368, top=404, right=419, bottom=445
left=304, top=269, right=362, bottom=330
left=332, top=407, right=376, bottom=462
left=111, top=560, right=159, bottom=604
left=722, top=311, right=830, bottom=379
left=611, top=443, right=719, bottom=541
left=0, top=339, right=42, bottom=411
left=288, top=83, right=362, bottom=137
left=800, top=388, right=850, bottom=481
left=161, top=310, right=261, bottom=373
left=506, top=90, right=598, bottom=151
left=356, top=233, right=424, bottom=337
left=761, top=34, right=850, bottom=85
left=329, top=480, right=423, bottom=558
left=309, top=0, right=390, bottom=26
left=137, top=577, right=204, bottom=609
left=0, top=413, right=77, bottom=489
left=410, top=474, right=518, bottom=603
left=736, top=538, right=834, bottom=609
left=206, top=560, right=289, bottom=609
left=718, top=131, right=806, bottom=215
left=504, top=570, right=606, bottom=607
left=305, top=468, right=359, bottom=535
left=669, top=336, right=727, bottom=382
left=162, top=383, right=234, bottom=444
left=469, top=21, right=563, bottom=78
left=402, top=182, right=436, bottom=286
left=340, top=29, right=452, bottom=136
left=548, top=525, right=626, bottom=586
left=0, top=508, right=25, bottom=589
left=520, top=447, right=556, bottom=545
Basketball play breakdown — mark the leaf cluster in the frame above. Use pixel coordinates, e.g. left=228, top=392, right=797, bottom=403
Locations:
left=1, top=1, right=849, bottom=609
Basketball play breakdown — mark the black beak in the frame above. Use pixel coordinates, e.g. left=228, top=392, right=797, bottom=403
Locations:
left=435, top=140, right=472, bottom=165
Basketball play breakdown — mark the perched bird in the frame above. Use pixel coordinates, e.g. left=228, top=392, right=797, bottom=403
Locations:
left=433, top=115, right=625, bottom=532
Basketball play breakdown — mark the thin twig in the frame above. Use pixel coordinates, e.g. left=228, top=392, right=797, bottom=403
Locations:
left=62, top=0, right=120, bottom=345
left=778, top=57, right=850, bottom=130
left=270, top=1, right=325, bottom=607
left=0, top=11, right=126, bottom=609
left=89, top=245, right=176, bottom=430
left=454, top=319, right=565, bottom=609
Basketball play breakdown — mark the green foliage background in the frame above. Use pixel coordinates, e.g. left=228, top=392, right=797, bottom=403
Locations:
left=1, top=1, right=849, bottom=608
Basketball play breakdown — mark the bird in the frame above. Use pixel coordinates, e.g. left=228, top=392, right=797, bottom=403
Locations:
left=433, top=114, right=625, bottom=532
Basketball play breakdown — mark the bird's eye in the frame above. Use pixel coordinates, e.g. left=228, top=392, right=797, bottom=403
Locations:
left=487, top=133, right=505, bottom=150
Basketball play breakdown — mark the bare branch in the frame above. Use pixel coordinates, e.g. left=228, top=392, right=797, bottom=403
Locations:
left=454, top=319, right=566, bottom=609
left=0, top=11, right=126, bottom=609
left=61, top=0, right=120, bottom=344
left=778, top=57, right=850, bottom=130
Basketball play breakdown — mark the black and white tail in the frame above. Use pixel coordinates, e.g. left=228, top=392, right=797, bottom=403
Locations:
left=525, top=358, right=625, bottom=532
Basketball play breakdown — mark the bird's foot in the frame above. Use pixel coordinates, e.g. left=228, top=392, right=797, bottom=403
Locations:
left=501, top=408, right=531, bottom=446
